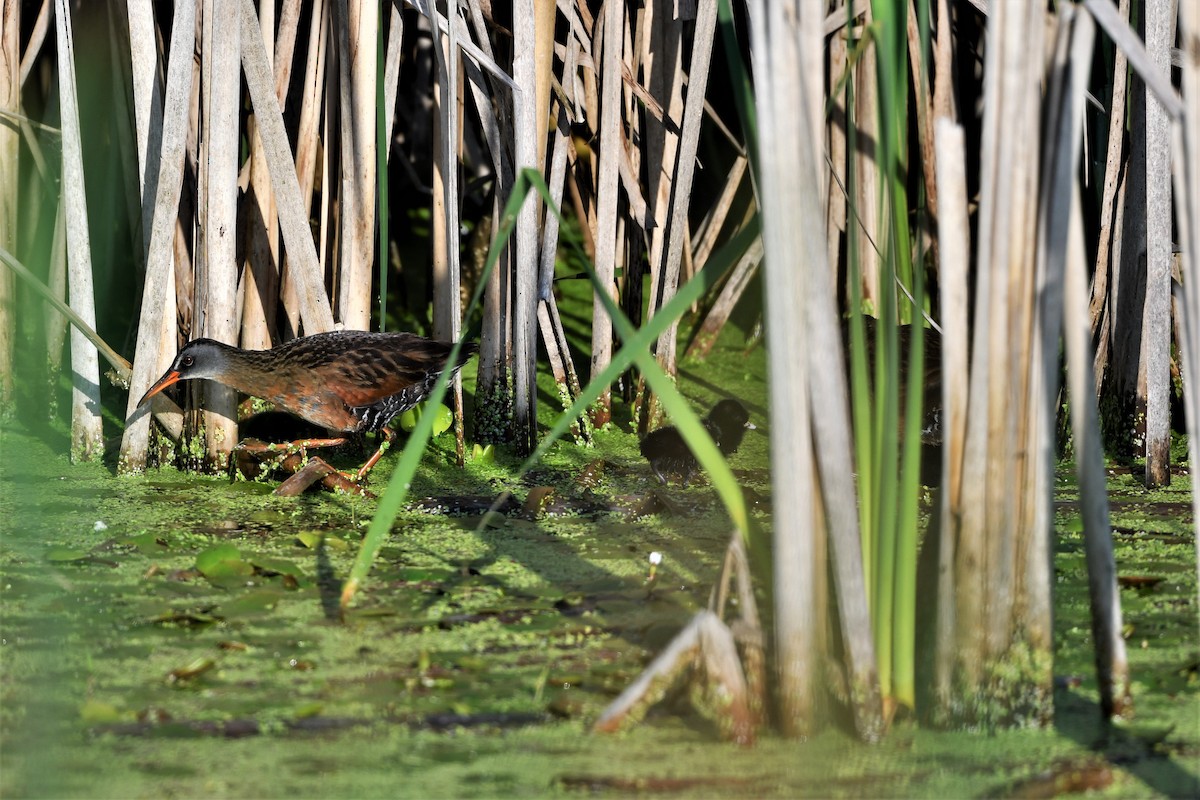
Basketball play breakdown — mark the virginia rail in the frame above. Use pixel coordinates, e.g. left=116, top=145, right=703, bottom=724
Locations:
left=138, top=330, right=479, bottom=480
left=640, top=399, right=756, bottom=485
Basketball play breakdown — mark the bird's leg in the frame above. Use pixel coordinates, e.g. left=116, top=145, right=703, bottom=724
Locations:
left=353, top=427, right=397, bottom=482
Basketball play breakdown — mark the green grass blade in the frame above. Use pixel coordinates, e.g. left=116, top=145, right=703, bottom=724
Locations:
left=342, top=167, right=532, bottom=609
left=845, top=65, right=876, bottom=603
left=339, top=342, right=464, bottom=609
left=871, top=249, right=902, bottom=703
left=866, top=0, right=913, bottom=704
left=892, top=244, right=925, bottom=710
left=891, top=0, right=932, bottom=710
left=717, top=0, right=758, bottom=172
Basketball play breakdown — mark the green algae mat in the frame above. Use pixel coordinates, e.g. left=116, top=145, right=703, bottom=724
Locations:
left=2, top=407, right=1197, bottom=797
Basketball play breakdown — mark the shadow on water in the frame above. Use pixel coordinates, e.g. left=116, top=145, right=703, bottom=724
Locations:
left=1054, top=688, right=1200, bottom=798
left=315, top=537, right=343, bottom=622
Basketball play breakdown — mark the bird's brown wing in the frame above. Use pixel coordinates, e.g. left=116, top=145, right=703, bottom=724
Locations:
left=322, top=335, right=468, bottom=409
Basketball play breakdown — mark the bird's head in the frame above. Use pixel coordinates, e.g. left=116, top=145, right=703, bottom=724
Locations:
left=137, top=338, right=233, bottom=406
left=707, top=399, right=753, bottom=431
left=706, top=399, right=755, bottom=455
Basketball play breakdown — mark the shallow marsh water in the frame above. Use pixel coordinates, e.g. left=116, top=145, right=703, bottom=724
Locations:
left=1, top=334, right=1197, bottom=798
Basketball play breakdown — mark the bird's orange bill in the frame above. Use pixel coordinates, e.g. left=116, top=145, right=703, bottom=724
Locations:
left=138, top=370, right=181, bottom=407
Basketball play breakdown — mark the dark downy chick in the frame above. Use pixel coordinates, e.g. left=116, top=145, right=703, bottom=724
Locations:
left=640, top=399, right=756, bottom=486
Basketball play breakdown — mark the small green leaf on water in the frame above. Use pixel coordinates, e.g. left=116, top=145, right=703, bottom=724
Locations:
left=167, top=657, right=215, bottom=683
left=248, top=555, right=306, bottom=580
left=195, top=543, right=252, bottom=580
left=79, top=700, right=125, bottom=723
left=295, top=530, right=348, bottom=550
left=46, top=547, right=90, bottom=562
left=428, top=403, right=453, bottom=436
left=248, top=509, right=288, bottom=526
left=196, top=542, right=241, bottom=571
left=293, top=702, right=323, bottom=719
left=399, top=402, right=453, bottom=435
left=295, top=531, right=323, bottom=548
